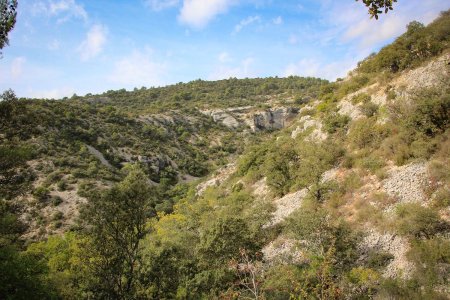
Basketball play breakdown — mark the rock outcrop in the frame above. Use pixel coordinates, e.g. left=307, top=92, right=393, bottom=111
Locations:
left=201, top=106, right=298, bottom=131
left=264, top=188, right=308, bottom=227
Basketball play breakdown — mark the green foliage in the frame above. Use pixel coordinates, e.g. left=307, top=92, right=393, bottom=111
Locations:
left=348, top=117, right=385, bottom=149
left=82, top=165, right=156, bottom=299
left=395, top=203, right=448, bottom=238
left=0, top=0, right=17, bottom=52
left=357, top=0, right=396, bottom=20
left=323, top=113, right=350, bottom=134
left=408, top=238, right=450, bottom=291
left=0, top=200, right=55, bottom=299
left=357, top=12, right=450, bottom=73
left=26, top=233, right=92, bottom=299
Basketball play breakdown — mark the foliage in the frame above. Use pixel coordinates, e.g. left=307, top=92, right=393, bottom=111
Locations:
left=0, top=0, right=17, bottom=53
left=82, top=165, right=156, bottom=299
left=357, top=0, right=396, bottom=19
left=395, top=203, right=448, bottom=238
left=357, top=12, right=450, bottom=73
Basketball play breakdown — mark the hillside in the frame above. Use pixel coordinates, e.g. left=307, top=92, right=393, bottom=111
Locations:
left=1, top=11, right=450, bottom=300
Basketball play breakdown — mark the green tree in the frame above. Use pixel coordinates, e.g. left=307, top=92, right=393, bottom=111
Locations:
left=0, top=200, right=54, bottom=299
left=83, top=165, right=156, bottom=299
left=0, top=0, right=17, bottom=55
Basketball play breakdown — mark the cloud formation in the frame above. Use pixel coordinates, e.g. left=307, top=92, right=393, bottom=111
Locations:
left=179, top=0, right=237, bottom=28
left=77, top=24, right=108, bottom=61
left=32, top=0, right=88, bottom=23
left=146, top=0, right=179, bottom=11
left=109, top=49, right=167, bottom=88
left=234, top=15, right=261, bottom=33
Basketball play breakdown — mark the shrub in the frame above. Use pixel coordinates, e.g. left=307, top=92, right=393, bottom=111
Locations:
left=323, top=113, right=350, bottom=134
left=56, top=180, right=67, bottom=191
left=395, top=204, right=448, bottom=238
left=348, top=118, right=383, bottom=149
left=360, top=102, right=379, bottom=117
left=367, top=250, right=394, bottom=270
left=351, top=93, right=371, bottom=105
left=33, top=186, right=49, bottom=202
left=407, top=238, right=450, bottom=290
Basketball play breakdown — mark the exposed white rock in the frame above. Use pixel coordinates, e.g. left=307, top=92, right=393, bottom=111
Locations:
left=201, top=109, right=240, bottom=128
left=265, top=189, right=308, bottom=227
left=393, top=53, right=449, bottom=93
left=361, top=229, right=414, bottom=279
left=253, top=107, right=298, bottom=131
left=262, top=236, right=305, bottom=265
left=252, top=177, right=270, bottom=200
left=291, top=115, right=327, bottom=141
left=382, top=162, right=428, bottom=203
left=320, top=168, right=339, bottom=183
left=196, top=163, right=236, bottom=196
left=338, top=100, right=363, bottom=120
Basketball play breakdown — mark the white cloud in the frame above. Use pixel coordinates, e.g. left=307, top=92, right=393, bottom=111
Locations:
left=218, top=51, right=232, bottom=63
left=322, top=0, right=449, bottom=51
left=179, top=0, right=237, bottom=28
left=77, top=24, right=108, bottom=61
left=32, top=0, right=88, bottom=23
left=234, top=15, right=261, bottom=33
left=109, top=49, right=167, bottom=88
left=11, top=57, right=26, bottom=79
left=146, top=0, right=179, bottom=11
left=283, top=58, right=355, bottom=81
left=273, top=16, right=283, bottom=25
left=210, top=57, right=255, bottom=80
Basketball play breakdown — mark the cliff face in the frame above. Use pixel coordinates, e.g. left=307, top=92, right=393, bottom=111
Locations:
left=201, top=106, right=299, bottom=131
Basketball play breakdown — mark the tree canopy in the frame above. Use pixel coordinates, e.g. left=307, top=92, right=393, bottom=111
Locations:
left=0, top=0, right=17, bottom=55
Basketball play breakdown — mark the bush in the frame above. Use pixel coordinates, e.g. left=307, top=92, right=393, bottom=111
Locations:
left=360, top=101, right=379, bottom=117
left=395, top=204, right=448, bottom=238
left=33, top=186, right=49, bottom=202
left=367, top=250, right=394, bottom=270
left=348, top=118, right=384, bottom=149
left=323, top=113, right=350, bottom=134
left=351, top=93, right=371, bottom=105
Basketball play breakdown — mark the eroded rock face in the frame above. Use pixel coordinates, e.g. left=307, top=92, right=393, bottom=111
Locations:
left=253, top=107, right=298, bottom=131
left=200, top=106, right=298, bottom=131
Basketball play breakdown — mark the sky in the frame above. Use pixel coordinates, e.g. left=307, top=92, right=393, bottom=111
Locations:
left=0, top=0, right=448, bottom=99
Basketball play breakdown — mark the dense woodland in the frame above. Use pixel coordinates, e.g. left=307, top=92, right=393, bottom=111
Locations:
left=1, top=10, right=450, bottom=300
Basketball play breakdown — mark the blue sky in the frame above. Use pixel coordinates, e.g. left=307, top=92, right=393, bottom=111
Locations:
left=1, top=0, right=448, bottom=99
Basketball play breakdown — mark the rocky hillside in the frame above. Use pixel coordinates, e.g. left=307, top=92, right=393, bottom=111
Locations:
left=1, top=11, right=449, bottom=300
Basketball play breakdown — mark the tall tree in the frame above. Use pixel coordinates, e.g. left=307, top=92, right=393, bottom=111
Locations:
left=0, top=0, right=18, bottom=55
left=83, top=165, right=156, bottom=299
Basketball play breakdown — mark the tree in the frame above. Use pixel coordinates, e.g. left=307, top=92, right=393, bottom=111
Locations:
left=0, top=0, right=17, bottom=55
left=357, top=0, right=396, bottom=19
left=83, top=165, right=156, bottom=299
